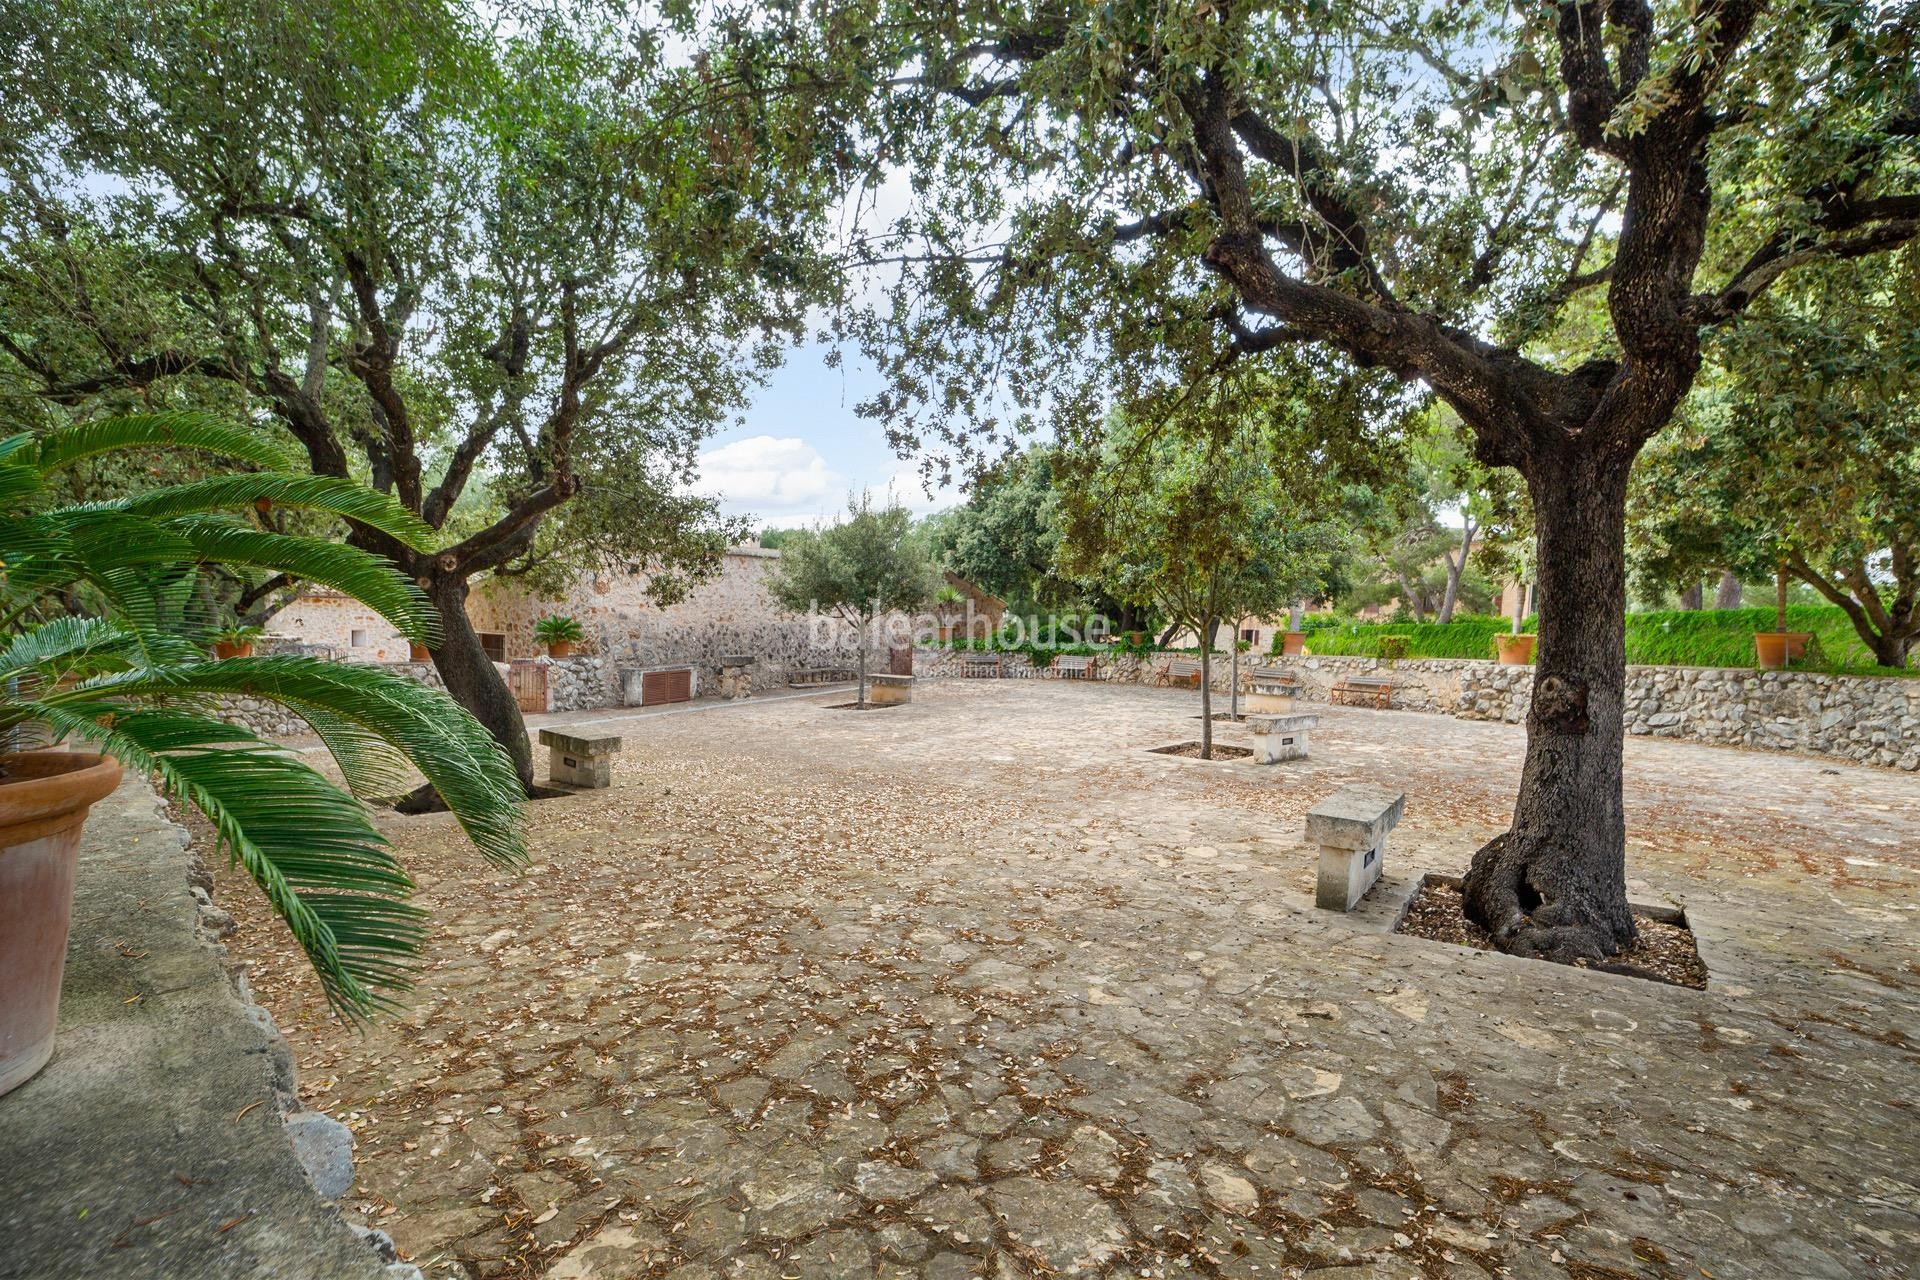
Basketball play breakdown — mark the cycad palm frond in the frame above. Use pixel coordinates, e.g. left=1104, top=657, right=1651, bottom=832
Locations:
left=1, top=414, right=526, bottom=1019
left=22, top=412, right=296, bottom=473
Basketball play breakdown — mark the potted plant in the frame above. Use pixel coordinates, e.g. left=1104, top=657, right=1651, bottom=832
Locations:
left=1281, top=630, right=1307, bottom=655
left=1494, top=633, right=1536, bottom=664
left=409, top=641, right=433, bottom=662
left=1753, top=563, right=1810, bottom=668
left=0, top=413, right=524, bottom=1096
left=932, top=585, right=966, bottom=642
left=210, top=624, right=264, bottom=659
left=534, top=614, right=585, bottom=658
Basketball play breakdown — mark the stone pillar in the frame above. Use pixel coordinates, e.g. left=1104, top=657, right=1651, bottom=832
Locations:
left=1246, top=712, right=1319, bottom=763
left=537, top=729, right=622, bottom=789
left=718, top=654, right=755, bottom=700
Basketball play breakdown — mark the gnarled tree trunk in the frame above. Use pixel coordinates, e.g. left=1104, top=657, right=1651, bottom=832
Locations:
left=1462, top=445, right=1637, bottom=962
left=1679, top=581, right=1703, bottom=610
left=1714, top=570, right=1742, bottom=610
left=411, top=571, right=535, bottom=797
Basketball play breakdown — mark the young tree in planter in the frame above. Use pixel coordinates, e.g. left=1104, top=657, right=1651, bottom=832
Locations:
left=766, top=493, right=939, bottom=705
left=1061, top=403, right=1343, bottom=759
left=0, top=1, right=848, bottom=791
left=828, top=0, right=1919, bottom=960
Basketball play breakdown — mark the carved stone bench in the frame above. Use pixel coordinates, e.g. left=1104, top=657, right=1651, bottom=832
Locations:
left=1246, top=666, right=1303, bottom=713
left=1245, top=711, right=1320, bottom=763
left=1305, top=786, right=1406, bottom=911
left=867, top=673, right=914, bottom=705
left=537, top=729, right=623, bottom=790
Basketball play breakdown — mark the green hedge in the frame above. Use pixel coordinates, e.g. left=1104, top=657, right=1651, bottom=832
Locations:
left=1300, top=617, right=1518, bottom=660
left=1297, top=605, right=1909, bottom=675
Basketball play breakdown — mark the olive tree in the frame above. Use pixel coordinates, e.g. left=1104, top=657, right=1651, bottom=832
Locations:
left=766, top=493, right=940, bottom=705
left=826, top=0, right=1919, bottom=960
left=0, top=0, right=847, bottom=791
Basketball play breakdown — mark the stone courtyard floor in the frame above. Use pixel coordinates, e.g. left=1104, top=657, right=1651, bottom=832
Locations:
left=225, top=680, right=1920, bottom=1280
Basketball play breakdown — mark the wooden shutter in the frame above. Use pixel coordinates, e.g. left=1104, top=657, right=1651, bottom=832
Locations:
left=640, top=668, right=692, bottom=705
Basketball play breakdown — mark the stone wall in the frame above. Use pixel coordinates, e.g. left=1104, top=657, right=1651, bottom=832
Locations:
left=214, top=661, right=444, bottom=739
left=912, top=648, right=1920, bottom=771
left=469, top=548, right=867, bottom=692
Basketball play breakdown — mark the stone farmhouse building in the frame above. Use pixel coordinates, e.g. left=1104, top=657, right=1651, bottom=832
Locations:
left=266, top=547, right=1007, bottom=695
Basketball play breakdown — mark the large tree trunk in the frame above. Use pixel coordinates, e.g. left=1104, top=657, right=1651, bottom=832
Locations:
left=1713, top=570, right=1741, bottom=610
left=1679, top=581, right=1703, bottom=610
left=408, top=572, right=535, bottom=799
left=1463, top=448, right=1636, bottom=962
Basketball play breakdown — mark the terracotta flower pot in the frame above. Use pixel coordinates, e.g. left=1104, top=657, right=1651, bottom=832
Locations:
left=546, top=640, right=573, bottom=659
left=1754, top=632, right=1790, bottom=669
left=1495, top=634, right=1537, bottom=665
left=212, top=640, right=253, bottom=659
left=1784, top=631, right=1813, bottom=659
left=409, top=642, right=432, bottom=662
left=1281, top=631, right=1306, bottom=656
left=0, top=751, right=124, bottom=1096
left=1125, top=631, right=1146, bottom=647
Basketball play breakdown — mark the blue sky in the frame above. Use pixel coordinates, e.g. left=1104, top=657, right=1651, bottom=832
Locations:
left=690, top=337, right=962, bottom=530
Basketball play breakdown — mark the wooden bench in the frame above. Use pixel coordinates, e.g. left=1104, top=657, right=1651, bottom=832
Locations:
left=789, top=665, right=854, bottom=687
left=1306, top=785, right=1406, bottom=911
left=1330, top=674, right=1393, bottom=709
left=958, top=653, right=1003, bottom=679
left=1051, top=654, right=1099, bottom=680
left=1162, top=658, right=1202, bottom=689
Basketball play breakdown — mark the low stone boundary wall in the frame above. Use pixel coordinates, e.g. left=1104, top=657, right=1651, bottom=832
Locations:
left=913, top=647, right=1919, bottom=770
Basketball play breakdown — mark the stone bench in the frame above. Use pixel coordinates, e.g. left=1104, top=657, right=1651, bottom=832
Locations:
left=789, top=665, right=854, bottom=687
left=717, top=654, right=755, bottom=700
left=1246, top=667, right=1302, bottom=713
left=1246, top=711, right=1319, bottom=763
left=537, top=729, right=623, bottom=789
left=867, top=673, right=914, bottom=705
left=1306, top=786, right=1406, bottom=911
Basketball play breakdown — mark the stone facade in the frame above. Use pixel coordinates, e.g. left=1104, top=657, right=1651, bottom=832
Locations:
left=469, top=548, right=865, bottom=696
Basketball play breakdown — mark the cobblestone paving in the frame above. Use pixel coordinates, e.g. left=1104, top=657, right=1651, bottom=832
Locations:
left=230, top=680, right=1920, bottom=1280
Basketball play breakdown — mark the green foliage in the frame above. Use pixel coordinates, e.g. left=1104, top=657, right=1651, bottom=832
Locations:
left=532, top=615, right=585, bottom=645
left=767, top=493, right=939, bottom=624
left=1300, top=606, right=1908, bottom=675
left=0, top=415, right=525, bottom=1018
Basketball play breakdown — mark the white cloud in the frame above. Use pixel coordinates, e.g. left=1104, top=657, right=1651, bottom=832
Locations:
left=692, top=435, right=844, bottom=519
left=878, top=467, right=960, bottom=516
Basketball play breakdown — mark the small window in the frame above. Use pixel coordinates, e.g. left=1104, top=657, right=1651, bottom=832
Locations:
left=1241, top=628, right=1259, bottom=644
left=350, top=629, right=368, bottom=647
left=477, top=632, right=508, bottom=663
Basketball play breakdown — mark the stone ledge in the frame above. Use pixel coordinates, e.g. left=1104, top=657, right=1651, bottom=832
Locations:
left=0, top=777, right=400, bottom=1279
